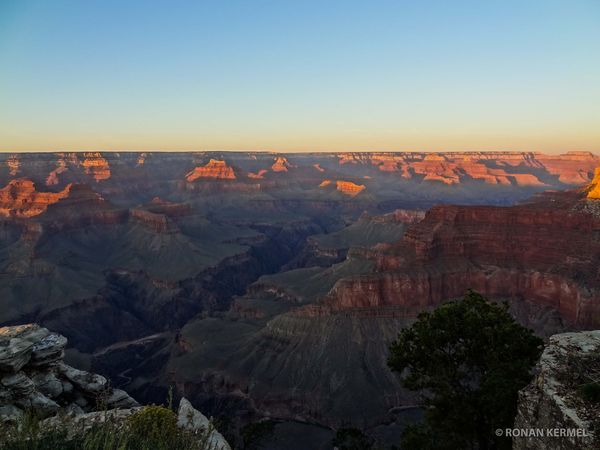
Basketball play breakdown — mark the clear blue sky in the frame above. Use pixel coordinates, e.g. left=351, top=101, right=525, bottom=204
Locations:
left=0, top=0, right=599, bottom=152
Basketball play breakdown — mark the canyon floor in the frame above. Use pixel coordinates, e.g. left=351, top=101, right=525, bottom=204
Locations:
left=0, top=151, right=599, bottom=447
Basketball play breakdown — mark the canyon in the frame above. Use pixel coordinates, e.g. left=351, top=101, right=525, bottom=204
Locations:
left=0, top=150, right=599, bottom=447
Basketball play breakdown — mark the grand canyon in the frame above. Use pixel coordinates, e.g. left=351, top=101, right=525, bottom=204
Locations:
left=1, top=150, right=599, bottom=447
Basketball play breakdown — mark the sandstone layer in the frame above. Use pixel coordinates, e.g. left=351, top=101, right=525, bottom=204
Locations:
left=320, top=189, right=600, bottom=328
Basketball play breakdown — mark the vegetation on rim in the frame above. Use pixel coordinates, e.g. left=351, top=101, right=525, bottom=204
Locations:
left=388, top=290, right=543, bottom=450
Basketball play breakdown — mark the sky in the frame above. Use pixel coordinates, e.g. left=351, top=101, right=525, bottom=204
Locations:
left=0, top=0, right=599, bottom=153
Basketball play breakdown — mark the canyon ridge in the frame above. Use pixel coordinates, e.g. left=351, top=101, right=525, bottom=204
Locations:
left=0, top=150, right=599, bottom=447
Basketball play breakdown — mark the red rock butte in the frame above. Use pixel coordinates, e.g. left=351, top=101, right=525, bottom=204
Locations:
left=0, top=179, right=72, bottom=218
left=81, top=152, right=111, bottom=181
left=186, top=159, right=237, bottom=181
left=319, top=179, right=366, bottom=196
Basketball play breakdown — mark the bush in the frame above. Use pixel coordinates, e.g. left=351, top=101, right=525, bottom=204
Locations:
left=388, top=290, right=543, bottom=450
left=0, top=405, right=215, bottom=450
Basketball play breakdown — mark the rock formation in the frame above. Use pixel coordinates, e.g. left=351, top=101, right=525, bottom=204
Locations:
left=320, top=189, right=600, bottom=328
left=45, top=157, right=68, bottom=185
left=81, top=152, right=111, bottom=181
left=586, top=168, right=600, bottom=199
left=0, top=323, right=231, bottom=450
left=513, top=331, right=599, bottom=449
left=186, top=159, right=236, bottom=181
left=337, top=151, right=598, bottom=186
left=6, top=155, right=19, bottom=176
left=319, top=179, right=366, bottom=196
left=0, top=324, right=138, bottom=420
left=247, top=169, right=268, bottom=179
left=271, top=156, right=293, bottom=172
left=0, top=179, right=72, bottom=218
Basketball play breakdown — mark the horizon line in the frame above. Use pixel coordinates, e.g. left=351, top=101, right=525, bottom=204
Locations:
left=0, top=149, right=598, bottom=156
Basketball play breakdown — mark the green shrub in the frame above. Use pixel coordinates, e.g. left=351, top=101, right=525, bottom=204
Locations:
left=0, top=405, right=215, bottom=450
left=126, top=405, right=180, bottom=448
left=388, top=290, right=543, bottom=450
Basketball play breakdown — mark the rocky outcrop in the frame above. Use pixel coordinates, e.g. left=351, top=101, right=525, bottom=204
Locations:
left=186, top=159, right=236, bottom=181
left=247, top=169, right=268, bottom=179
left=0, top=179, right=72, bottom=218
left=178, top=397, right=231, bottom=450
left=337, top=151, right=598, bottom=186
left=316, top=189, right=600, bottom=328
left=30, top=397, right=231, bottom=449
left=81, top=152, right=111, bottom=181
left=336, top=180, right=366, bottom=196
left=45, top=157, right=68, bottom=185
left=129, top=208, right=174, bottom=233
left=271, top=156, right=293, bottom=172
left=319, top=179, right=366, bottom=196
left=586, top=168, right=600, bottom=199
left=513, top=331, right=599, bottom=449
left=6, top=155, right=20, bottom=176
left=0, top=324, right=138, bottom=421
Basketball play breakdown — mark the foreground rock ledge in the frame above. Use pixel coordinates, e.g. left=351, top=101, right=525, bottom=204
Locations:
left=0, top=323, right=138, bottom=419
left=514, top=330, right=600, bottom=450
left=0, top=323, right=231, bottom=450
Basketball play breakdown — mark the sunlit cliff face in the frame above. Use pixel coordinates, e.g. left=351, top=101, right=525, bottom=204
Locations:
left=185, top=159, right=237, bottom=181
left=319, top=179, right=366, bottom=197
left=336, top=151, right=597, bottom=186
left=0, top=179, right=72, bottom=218
left=81, top=152, right=111, bottom=182
left=586, top=168, right=600, bottom=199
left=271, top=156, right=293, bottom=172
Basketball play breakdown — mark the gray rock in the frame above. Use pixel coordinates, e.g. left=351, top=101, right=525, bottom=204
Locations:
left=65, top=403, right=85, bottom=416
left=58, top=363, right=107, bottom=395
left=514, top=331, right=599, bottom=450
left=41, top=407, right=142, bottom=438
left=14, top=391, right=60, bottom=418
left=1, top=373, right=35, bottom=397
left=61, top=380, right=74, bottom=395
left=177, top=397, right=232, bottom=450
left=0, top=324, right=51, bottom=373
left=30, top=371, right=64, bottom=399
left=30, top=334, right=67, bottom=367
left=0, top=323, right=143, bottom=429
left=0, top=404, right=23, bottom=423
left=29, top=392, right=60, bottom=418
left=105, top=388, right=139, bottom=409
left=73, top=393, right=89, bottom=408
left=0, top=337, right=34, bottom=374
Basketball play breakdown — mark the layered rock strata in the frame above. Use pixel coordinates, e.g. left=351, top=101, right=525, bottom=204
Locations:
left=0, top=324, right=138, bottom=420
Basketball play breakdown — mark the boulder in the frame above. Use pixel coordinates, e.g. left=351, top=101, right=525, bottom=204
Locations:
left=30, top=334, right=68, bottom=367
left=0, top=324, right=52, bottom=373
left=105, top=388, right=139, bottom=409
left=58, top=363, right=108, bottom=395
left=1, top=373, right=35, bottom=397
left=177, top=397, right=232, bottom=450
left=15, top=392, right=60, bottom=418
left=30, top=371, right=64, bottom=399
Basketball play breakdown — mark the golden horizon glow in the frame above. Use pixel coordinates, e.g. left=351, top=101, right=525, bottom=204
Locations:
left=1, top=1, right=599, bottom=155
